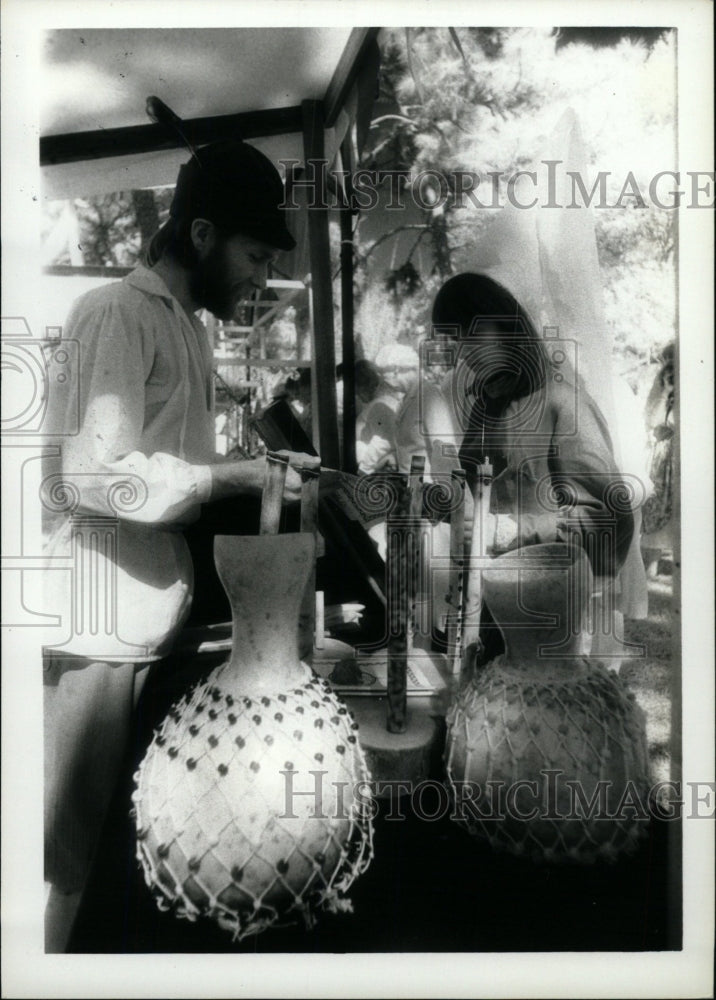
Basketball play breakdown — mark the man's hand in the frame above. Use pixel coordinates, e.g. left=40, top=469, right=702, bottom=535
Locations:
left=274, top=450, right=321, bottom=503
left=208, top=452, right=321, bottom=503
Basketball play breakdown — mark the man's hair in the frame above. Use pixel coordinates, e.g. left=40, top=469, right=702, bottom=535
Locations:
left=144, top=216, right=202, bottom=268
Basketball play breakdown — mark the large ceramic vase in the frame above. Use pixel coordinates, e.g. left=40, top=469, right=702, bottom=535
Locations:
left=445, top=543, right=650, bottom=863
left=133, top=533, right=374, bottom=940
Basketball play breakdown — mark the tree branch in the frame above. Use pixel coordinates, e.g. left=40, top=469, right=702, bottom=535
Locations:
left=370, top=114, right=419, bottom=129
left=360, top=224, right=431, bottom=264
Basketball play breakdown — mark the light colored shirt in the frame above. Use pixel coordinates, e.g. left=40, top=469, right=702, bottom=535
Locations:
left=355, top=390, right=402, bottom=474
left=44, top=265, right=216, bottom=661
left=394, top=380, right=461, bottom=477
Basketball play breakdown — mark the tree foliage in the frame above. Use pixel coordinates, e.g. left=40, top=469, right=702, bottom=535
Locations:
left=353, top=26, right=676, bottom=395
left=43, top=26, right=676, bottom=400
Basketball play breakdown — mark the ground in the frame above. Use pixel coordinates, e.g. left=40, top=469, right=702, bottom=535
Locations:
left=622, top=566, right=676, bottom=786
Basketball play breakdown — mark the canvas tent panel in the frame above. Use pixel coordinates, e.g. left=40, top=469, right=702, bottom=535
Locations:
left=42, top=28, right=353, bottom=135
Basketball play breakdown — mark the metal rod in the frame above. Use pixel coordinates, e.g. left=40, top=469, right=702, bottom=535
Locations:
left=299, top=464, right=321, bottom=660
left=407, top=455, right=427, bottom=650
left=339, top=137, right=357, bottom=474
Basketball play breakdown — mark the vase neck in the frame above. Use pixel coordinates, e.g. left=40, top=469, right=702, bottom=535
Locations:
left=213, top=533, right=315, bottom=691
left=482, top=545, right=593, bottom=661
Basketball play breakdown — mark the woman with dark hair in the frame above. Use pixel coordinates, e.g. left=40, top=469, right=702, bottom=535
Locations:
left=432, top=271, right=635, bottom=588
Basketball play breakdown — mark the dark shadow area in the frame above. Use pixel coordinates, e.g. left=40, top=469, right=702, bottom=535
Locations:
left=68, top=647, right=678, bottom=954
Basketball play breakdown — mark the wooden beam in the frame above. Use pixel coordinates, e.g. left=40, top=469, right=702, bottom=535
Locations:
left=214, top=357, right=308, bottom=369
left=323, top=28, right=381, bottom=128
left=302, top=99, right=340, bottom=469
left=40, top=106, right=304, bottom=167
left=339, top=138, right=357, bottom=474
left=43, top=264, right=133, bottom=278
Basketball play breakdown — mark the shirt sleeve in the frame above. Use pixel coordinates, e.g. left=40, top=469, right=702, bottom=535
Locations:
left=53, top=296, right=213, bottom=525
left=492, top=388, right=634, bottom=578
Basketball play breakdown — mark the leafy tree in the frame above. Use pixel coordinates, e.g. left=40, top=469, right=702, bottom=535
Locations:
left=351, top=26, right=676, bottom=402
left=43, top=26, right=676, bottom=403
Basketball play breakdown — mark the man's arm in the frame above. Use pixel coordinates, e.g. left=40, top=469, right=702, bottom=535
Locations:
left=208, top=452, right=317, bottom=504
left=55, top=298, right=310, bottom=522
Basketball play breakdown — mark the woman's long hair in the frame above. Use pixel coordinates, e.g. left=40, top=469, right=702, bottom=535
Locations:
left=431, top=273, right=548, bottom=407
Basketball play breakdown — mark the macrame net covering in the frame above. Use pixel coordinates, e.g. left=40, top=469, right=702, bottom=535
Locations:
left=445, top=655, right=651, bottom=863
left=133, top=664, right=374, bottom=941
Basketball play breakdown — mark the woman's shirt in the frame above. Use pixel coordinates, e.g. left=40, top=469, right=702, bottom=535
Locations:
left=458, top=373, right=635, bottom=580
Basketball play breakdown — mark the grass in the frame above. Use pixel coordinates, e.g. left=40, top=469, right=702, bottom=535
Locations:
left=621, top=573, right=677, bottom=786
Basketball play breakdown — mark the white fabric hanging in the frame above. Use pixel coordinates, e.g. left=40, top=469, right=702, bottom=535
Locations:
left=453, top=108, right=648, bottom=618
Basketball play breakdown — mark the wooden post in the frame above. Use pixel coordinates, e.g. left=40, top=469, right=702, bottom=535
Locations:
left=447, top=469, right=467, bottom=675
left=668, top=337, right=682, bottom=948
left=407, top=456, right=429, bottom=647
left=301, top=99, right=340, bottom=469
left=339, top=137, right=357, bottom=474
left=386, top=458, right=426, bottom=734
left=461, top=460, right=493, bottom=677
left=298, top=464, right=321, bottom=658
left=386, top=473, right=411, bottom=734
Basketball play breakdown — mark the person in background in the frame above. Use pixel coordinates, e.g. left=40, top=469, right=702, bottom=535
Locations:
left=43, top=138, right=315, bottom=951
left=282, top=367, right=313, bottom=440
left=641, top=343, right=675, bottom=577
left=352, top=349, right=407, bottom=474
left=358, top=344, right=462, bottom=634
left=358, top=343, right=461, bottom=479
left=364, top=343, right=460, bottom=478
left=353, top=359, right=382, bottom=411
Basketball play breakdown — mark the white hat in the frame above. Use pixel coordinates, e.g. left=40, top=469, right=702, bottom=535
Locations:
left=374, top=343, right=420, bottom=371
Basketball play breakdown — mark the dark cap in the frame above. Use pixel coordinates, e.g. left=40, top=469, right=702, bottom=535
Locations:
left=169, top=139, right=296, bottom=251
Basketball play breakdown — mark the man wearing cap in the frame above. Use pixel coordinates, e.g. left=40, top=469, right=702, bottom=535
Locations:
left=43, top=139, right=309, bottom=950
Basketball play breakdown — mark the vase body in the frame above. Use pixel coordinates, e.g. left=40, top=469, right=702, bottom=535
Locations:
left=133, top=533, right=373, bottom=939
left=445, top=543, right=651, bottom=863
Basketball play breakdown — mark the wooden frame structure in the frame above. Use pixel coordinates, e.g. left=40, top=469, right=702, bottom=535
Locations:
left=40, top=27, right=382, bottom=473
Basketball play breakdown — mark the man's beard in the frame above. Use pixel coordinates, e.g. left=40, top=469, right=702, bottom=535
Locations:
left=189, top=239, right=242, bottom=321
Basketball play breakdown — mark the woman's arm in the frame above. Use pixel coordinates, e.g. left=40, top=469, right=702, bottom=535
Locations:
left=487, top=387, right=634, bottom=578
